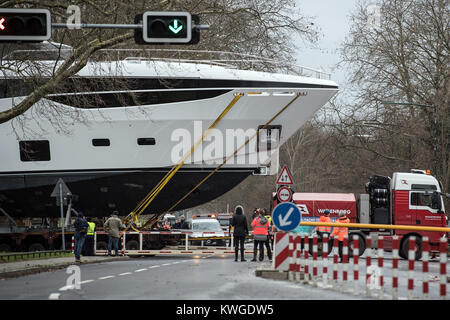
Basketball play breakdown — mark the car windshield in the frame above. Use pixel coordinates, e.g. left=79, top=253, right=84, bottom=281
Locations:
left=192, top=221, right=222, bottom=231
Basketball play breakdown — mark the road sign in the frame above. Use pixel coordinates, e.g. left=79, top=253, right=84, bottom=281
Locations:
left=0, top=8, right=51, bottom=42
left=51, top=178, right=72, bottom=198
left=276, top=165, right=294, bottom=185
left=277, top=186, right=292, bottom=203
left=272, top=202, right=301, bottom=232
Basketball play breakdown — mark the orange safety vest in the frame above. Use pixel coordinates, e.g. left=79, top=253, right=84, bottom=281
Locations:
left=330, top=216, right=350, bottom=241
left=251, top=216, right=270, bottom=236
left=316, top=216, right=332, bottom=233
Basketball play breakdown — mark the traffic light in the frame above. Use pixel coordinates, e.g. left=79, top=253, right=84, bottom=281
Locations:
left=135, top=11, right=200, bottom=45
left=0, top=8, right=51, bottom=42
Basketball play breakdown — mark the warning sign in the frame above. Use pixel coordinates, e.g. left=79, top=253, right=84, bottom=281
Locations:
left=275, top=165, right=294, bottom=185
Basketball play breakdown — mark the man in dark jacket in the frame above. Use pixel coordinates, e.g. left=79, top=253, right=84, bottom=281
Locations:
left=73, top=211, right=89, bottom=263
left=231, top=205, right=248, bottom=262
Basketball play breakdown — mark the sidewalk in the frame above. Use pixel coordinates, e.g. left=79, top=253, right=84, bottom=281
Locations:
left=0, top=255, right=129, bottom=279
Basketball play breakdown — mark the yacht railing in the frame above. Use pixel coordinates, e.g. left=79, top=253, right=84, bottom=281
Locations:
left=2, top=47, right=331, bottom=80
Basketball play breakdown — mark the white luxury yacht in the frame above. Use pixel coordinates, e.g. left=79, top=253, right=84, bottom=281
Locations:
left=0, top=46, right=338, bottom=217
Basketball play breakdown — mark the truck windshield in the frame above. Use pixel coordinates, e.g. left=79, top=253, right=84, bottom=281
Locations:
left=192, top=221, right=222, bottom=231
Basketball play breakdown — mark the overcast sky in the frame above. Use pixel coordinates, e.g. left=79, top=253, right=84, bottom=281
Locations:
left=293, top=0, right=359, bottom=88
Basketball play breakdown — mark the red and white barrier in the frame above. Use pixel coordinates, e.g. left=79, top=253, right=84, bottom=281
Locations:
left=273, top=232, right=292, bottom=271
left=288, top=234, right=295, bottom=281
left=440, top=237, right=447, bottom=300
left=392, top=235, right=399, bottom=300
left=342, top=236, right=349, bottom=293
left=71, top=236, right=74, bottom=253
left=304, top=235, right=310, bottom=283
left=332, top=237, right=338, bottom=291
left=407, top=236, right=416, bottom=300
left=312, top=235, right=318, bottom=287
left=352, top=235, right=359, bottom=296
left=322, top=234, right=329, bottom=287
left=422, top=236, right=430, bottom=299
left=295, top=235, right=302, bottom=282
left=378, top=236, right=384, bottom=299
left=365, top=235, right=372, bottom=297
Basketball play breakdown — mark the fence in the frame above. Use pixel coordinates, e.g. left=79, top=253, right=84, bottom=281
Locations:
left=274, top=231, right=448, bottom=300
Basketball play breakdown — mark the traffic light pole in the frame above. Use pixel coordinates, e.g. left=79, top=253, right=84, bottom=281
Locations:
left=51, top=23, right=209, bottom=30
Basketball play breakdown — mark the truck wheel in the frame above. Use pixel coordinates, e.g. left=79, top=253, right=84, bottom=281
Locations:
left=126, top=240, right=139, bottom=250
left=28, top=243, right=45, bottom=252
left=400, top=236, right=422, bottom=261
left=348, top=234, right=366, bottom=257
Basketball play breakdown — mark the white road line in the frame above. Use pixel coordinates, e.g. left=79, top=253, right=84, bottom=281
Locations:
left=80, top=280, right=94, bottom=284
left=59, top=285, right=75, bottom=291
left=98, top=275, right=115, bottom=280
left=149, top=265, right=160, bottom=268
left=135, top=268, right=147, bottom=272
left=49, top=293, right=61, bottom=300
left=119, top=272, right=132, bottom=276
left=161, top=263, right=171, bottom=266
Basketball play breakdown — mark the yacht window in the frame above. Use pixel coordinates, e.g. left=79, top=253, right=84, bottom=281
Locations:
left=92, top=139, right=110, bottom=147
left=137, top=138, right=156, bottom=145
left=19, top=140, right=51, bottom=162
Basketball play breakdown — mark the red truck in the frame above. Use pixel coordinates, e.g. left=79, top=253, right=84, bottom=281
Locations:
left=272, top=169, right=448, bottom=260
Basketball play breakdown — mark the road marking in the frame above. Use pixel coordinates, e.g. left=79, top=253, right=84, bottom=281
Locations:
left=135, top=268, right=147, bottom=272
left=59, top=285, right=75, bottom=291
left=49, top=293, right=61, bottom=300
left=99, top=275, right=115, bottom=280
left=149, top=265, right=160, bottom=268
left=80, top=280, right=94, bottom=284
left=119, top=272, right=132, bottom=276
left=161, top=263, right=171, bottom=266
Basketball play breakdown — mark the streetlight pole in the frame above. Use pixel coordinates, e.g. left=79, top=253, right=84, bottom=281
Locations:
left=382, top=102, right=438, bottom=176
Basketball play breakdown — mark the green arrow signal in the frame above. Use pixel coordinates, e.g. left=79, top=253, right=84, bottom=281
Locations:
left=168, top=19, right=183, bottom=34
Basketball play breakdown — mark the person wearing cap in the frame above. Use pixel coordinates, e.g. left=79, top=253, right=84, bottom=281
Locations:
left=330, top=211, right=350, bottom=262
left=73, top=211, right=89, bottom=263
left=316, top=209, right=332, bottom=239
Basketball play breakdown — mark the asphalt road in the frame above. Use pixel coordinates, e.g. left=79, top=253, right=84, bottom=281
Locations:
left=0, top=250, right=446, bottom=301
left=0, top=254, right=364, bottom=300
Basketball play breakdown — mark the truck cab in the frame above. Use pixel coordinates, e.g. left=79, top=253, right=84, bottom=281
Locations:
left=367, top=169, right=447, bottom=258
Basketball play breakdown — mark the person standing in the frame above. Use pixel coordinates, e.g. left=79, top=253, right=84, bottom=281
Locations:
left=262, top=208, right=273, bottom=262
left=104, top=211, right=124, bottom=256
left=83, top=217, right=96, bottom=256
left=230, top=205, right=248, bottom=262
left=316, top=209, right=332, bottom=239
left=330, top=211, right=350, bottom=262
left=251, top=209, right=270, bottom=262
left=73, top=211, right=89, bottom=263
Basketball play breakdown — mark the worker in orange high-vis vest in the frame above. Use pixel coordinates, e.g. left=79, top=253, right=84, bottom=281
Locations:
left=316, top=209, right=332, bottom=239
left=251, top=209, right=270, bottom=262
left=330, top=211, right=350, bottom=262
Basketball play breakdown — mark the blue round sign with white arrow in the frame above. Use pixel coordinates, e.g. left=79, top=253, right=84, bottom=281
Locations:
left=272, top=202, right=302, bottom=232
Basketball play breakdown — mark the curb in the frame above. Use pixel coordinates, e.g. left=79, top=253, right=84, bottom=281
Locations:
left=0, top=256, right=129, bottom=279
left=255, top=269, right=289, bottom=281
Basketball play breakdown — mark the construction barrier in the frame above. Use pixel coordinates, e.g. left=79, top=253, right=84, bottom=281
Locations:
left=272, top=231, right=448, bottom=300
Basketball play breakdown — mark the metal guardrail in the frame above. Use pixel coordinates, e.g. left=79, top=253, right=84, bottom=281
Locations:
left=0, top=250, right=72, bottom=263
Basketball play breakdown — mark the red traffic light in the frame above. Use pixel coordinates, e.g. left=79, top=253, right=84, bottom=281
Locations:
left=0, top=8, right=50, bottom=42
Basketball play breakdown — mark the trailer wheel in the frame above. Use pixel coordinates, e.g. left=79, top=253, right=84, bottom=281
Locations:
left=0, top=243, right=12, bottom=252
left=28, top=243, right=45, bottom=252
left=348, top=233, right=366, bottom=257
left=96, top=241, right=108, bottom=251
left=126, top=240, right=139, bottom=250
left=400, top=236, right=422, bottom=261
